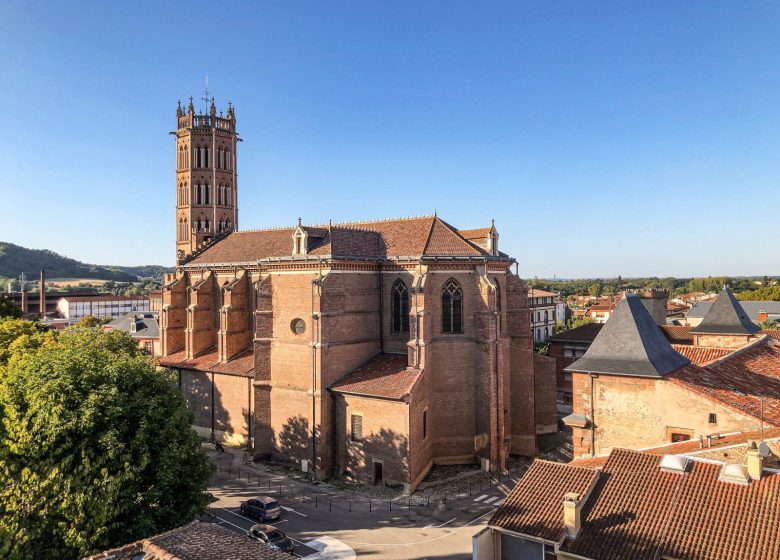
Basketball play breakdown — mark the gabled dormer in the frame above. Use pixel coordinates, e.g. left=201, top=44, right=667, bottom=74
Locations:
left=292, top=222, right=308, bottom=256
left=487, top=222, right=499, bottom=256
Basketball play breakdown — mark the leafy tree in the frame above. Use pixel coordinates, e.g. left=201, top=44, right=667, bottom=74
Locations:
left=0, top=296, right=21, bottom=319
left=74, top=315, right=111, bottom=328
left=0, top=329, right=214, bottom=559
left=736, top=286, right=780, bottom=301
left=760, top=319, right=779, bottom=330
left=588, top=282, right=603, bottom=297
left=557, top=316, right=595, bottom=333
left=534, top=341, right=549, bottom=355
left=0, top=318, right=48, bottom=366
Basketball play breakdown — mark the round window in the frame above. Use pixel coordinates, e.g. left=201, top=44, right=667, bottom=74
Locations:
left=291, top=318, right=306, bottom=335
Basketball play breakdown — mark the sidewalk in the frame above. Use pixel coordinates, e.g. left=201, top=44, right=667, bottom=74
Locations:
left=208, top=447, right=523, bottom=512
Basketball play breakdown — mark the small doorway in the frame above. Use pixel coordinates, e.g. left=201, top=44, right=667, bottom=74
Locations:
left=372, top=460, right=384, bottom=486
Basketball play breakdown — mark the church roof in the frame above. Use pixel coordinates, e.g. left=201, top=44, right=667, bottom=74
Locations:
left=185, top=215, right=491, bottom=265
left=329, top=353, right=422, bottom=401
left=690, top=287, right=762, bottom=335
left=565, top=293, right=690, bottom=378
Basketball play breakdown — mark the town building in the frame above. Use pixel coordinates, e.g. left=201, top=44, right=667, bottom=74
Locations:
left=56, top=294, right=150, bottom=321
left=528, top=288, right=557, bottom=342
left=104, top=310, right=161, bottom=356
left=685, top=298, right=780, bottom=327
left=562, top=288, right=780, bottom=459
left=474, top=446, right=780, bottom=559
left=148, top=289, right=163, bottom=311
left=585, top=302, right=615, bottom=323
left=86, top=521, right=289, bottom=560
left=159, top=99, right=553, bottom=490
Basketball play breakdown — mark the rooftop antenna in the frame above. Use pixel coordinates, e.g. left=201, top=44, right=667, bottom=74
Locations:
left=201, top=76, right=211, bottom=112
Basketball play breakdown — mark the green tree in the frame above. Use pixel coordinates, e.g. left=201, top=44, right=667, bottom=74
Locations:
left=588, top=282, right=603, bottom=297
left=74, top=315, right=111, bottom=328
left=0, top=296, right=21, bottom=319
left=0, top=318, right=47, bottom=366
left=0, top=329, right=214, bottom=559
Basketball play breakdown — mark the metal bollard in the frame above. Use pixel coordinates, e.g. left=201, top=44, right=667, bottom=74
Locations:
left=349, top=500, right=352, bottom=512
left=389, top=499, right=392, bottom=511
left=369, top=500, right=372, bottom=512
left=279, top=482, right=282, bottom=496
left=329, top=498, right=332, bottom=512
left=408, top=498, right=411, bottom=509
left=315, top=494, right=318, bottom=508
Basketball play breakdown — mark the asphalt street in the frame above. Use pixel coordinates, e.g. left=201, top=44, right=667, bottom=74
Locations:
left=207, top=471, right=511, bottom=559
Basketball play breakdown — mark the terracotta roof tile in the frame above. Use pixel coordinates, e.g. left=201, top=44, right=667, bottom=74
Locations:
left=490, top=460, right=600, bottom=542
left=765, top=329, right=780, bottom=341
left=86, top=521, right=289, bottom=560
left=671, top=344, right=734, bottom=366
left=187, top=215, right=490, bottom=265
left=558, top=448, right=780, bottom=560
left=660, top=325, right=694, bottom=344
left=329, top=353, right=421, bottom=400
left=669, top=337, right=780, bottom=427
left=528, top=288, right=558, bottom=298
left=159, top=348, right=254, bottom=377
left=458, top=227, right=491, bottom=239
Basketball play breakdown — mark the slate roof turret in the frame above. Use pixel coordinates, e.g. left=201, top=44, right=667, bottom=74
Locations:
left=565, top=293, right=690, bottom=378
left=691, top=286, right=761, bottom=335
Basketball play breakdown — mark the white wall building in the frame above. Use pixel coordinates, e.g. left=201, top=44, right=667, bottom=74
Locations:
left=528, top=288, right=558, bottom=342
left=57, top=295, right=150, bottom=321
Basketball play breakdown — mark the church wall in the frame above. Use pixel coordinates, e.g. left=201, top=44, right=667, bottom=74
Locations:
left=533, top=354, right=558, bottom=435
left=334, top=393, right=410, bottom=488
left=425, top=270, right=482, bottom=464
left=408, top=371, right=433, bottom=491
left=506, top=273, right=537, bottom=456
left=178, top=368, right=252, bottom=445
left=381, top=270, right=416, bottom=354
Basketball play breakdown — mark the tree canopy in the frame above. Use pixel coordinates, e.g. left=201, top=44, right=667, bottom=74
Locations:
left=0, top=326, right=214, bottom=559
left=0, top=296, right=21, bottom=319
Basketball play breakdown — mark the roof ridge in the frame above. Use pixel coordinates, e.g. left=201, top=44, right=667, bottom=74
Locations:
left=235, top=214, right=437, bottom=234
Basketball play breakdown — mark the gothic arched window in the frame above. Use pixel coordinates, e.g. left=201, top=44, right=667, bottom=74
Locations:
left=183, top=217, right=188, bottom=239
left=442, top=278, right=463, bottom=334
left=391, top=279, right=410, bottom=333
left=204, top=219, right=210, bottom=232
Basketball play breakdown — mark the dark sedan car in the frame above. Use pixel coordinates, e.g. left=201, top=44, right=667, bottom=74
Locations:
left=240, top=496, right=283, bottom=522
left=248, top=523, right=295, bottom=554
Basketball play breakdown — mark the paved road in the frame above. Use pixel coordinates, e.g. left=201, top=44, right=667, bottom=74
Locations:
left=207, top=471, right=511, bottom=559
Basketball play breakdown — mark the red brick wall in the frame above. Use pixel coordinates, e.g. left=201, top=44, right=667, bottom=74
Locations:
left=533, top=354, right=557, bottom=434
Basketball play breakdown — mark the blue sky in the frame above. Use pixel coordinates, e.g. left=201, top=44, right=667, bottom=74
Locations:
left=0, top=1, right=777, bottom=277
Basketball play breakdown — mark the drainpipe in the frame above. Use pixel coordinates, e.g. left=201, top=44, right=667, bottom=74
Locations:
left=590, top=374, right=596, bottom=458
left=378, top=263, right=384, bottom=353
left=311, top=260, right=324, bottom=479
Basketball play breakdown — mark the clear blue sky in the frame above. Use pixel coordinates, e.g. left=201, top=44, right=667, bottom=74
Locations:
left=0, top=1, right=777, bottom=278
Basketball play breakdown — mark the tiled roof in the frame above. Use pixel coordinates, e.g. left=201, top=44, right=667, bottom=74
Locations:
left=669, top=337, right=780, bottom=427
left=548, top=323, right=603, bottom=343
left=187, top=216, right=492, bottom=265
left=671, top=344, right=733, bottom=366
left=59, top=295, right=149, bottom=303
left=490, top=460, right=599, bottom=542
left=558, top=448, right=780, bottom=560
left=528, top=288, right=558, bottom=298
left=588, top=304, right=616, bottom=312
left=159, top=348, right=254, bottom=377
left=571, top=427, right=780, bottom=468
left=458, top=227, right=491, bottom=239
left=329, top=353, right=421, bottom=401
left=765, top=329, right=780, bottom=341
left=660, top=325, right=693, bottom=344
left=85, top=521, right=290, bottom=560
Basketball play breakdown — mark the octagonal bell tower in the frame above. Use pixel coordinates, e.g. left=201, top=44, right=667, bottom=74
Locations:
left=174, top=97, right=239, bottom=264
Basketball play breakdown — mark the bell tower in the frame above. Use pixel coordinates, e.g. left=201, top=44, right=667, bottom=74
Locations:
left=174, top=97, right=239, bottom=264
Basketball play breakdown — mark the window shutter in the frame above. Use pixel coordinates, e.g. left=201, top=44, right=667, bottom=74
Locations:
left=351, top=414, right=363, bottom=442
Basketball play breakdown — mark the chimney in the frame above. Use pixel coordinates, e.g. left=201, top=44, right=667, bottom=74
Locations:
left=563, top=492, right=582, bottom=539
left=758, top=310, right=768, bottom=323
left=747, top=444, right=764, bottom=481
left=39, top=269, right=46, bottom=319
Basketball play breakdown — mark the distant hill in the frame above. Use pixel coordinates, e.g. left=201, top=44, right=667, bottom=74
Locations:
left=0, top=242, right=171, bottom=282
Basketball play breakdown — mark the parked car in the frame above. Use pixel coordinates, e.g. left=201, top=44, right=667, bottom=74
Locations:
left=240, top=497, right=283, bottom=522
left=248, top=523, right=295, bottom=553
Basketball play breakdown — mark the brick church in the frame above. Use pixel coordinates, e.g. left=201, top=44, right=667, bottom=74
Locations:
left=160, top=99, right=554, bottom=490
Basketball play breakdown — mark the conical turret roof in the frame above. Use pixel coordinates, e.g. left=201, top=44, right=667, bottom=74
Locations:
left=690, top=287, right=760, bottom=335
left=565, top=293, right=690, bottom=378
